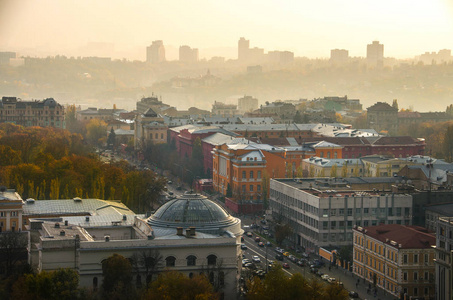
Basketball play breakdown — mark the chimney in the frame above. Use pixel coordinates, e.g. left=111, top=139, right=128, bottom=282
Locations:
left=64, top=220, right=68, bottom=226
left=54, top=222, right=60, bottom=228
left=189, top=226, right=196, bottom=236
left=176, top=227, right=184, bottom=236
left=60, top=230, right=65, bottom=236
left=105, top=235, right=110, bottom=242
left=123, top=214, right=127, bottom=221
left=85, top=216, right=90, bottom=222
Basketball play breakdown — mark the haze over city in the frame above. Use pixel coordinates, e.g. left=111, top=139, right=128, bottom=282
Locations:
left=1, top=0, right=453, bottom=60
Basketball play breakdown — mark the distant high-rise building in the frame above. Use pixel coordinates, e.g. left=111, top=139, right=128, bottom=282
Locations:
left=238, top=95, right=259, bottom=114
left=366, top=41, right=384, bottom=67
left=330, top=49, right=349, bottom=64
left=238, top=37, right=250, bottom=61
left=268, top=51, right=294, bottom=64
left=146, top=40, right=165, bottom=63
left=179, top=45, right=199, bottom=63
left=419, top=49, right=452, bottom=65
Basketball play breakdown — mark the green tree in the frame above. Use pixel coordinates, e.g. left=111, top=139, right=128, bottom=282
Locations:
left=0, top=231, right=28, bottom=276
left=107, top=128, right=116, bottom=150
left=274, top=223, right=293, bottom=246
left=102, top=253, right=134, bottom=300
left=330, top=164, right=337, bottom=178
left=341, top=162, right=348, bottom=178
left=392, top=99, right=399, bottom=110
left=86, top=119, right=107, bottom=146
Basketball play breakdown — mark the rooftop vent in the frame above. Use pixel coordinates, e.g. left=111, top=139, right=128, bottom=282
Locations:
left=64, top=220, right=68, bottom=226
left=177, top=227, right=184, bottom=236
left=122, top=215, right=127, bottom=221
left=54, top=223, right=60, bottom=228
left=26, top=198, right=35, bottom=204
left=105, top=235, right=110, bottom=242
left=73, top=197, right=82, bottom=202
left=85, top=216, right=90, bottom=222
left=60, top=230, right=65, bottom=236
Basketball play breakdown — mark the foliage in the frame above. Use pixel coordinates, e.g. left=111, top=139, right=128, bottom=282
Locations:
left=274, top=223, right=293, bottom=246
left=330, top=164, right=337, bottom=178
left=102, top=253, right=135, bottom=300
left=336, top=245, right=353, bottom=266
left=11, top=268, right=79, bottom=300
left=261, top=170, right=270, bottom=209
left=0, top=124, right=165, bottom=209
left=0, top=231, right=28, bottom=276
left=142, top=271, right=218, bottom=300
left=86, top=119, right=107, bottom=146
left=246, top=265, right=348, bottom=300
left=107, top=128, right=116, bottom=149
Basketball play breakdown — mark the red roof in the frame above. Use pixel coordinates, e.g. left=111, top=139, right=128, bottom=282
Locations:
left=354, top=224, right=435, bottom=249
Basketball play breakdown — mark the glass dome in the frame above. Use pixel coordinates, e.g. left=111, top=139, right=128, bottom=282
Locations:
left=147, top=193, right=238, bottom=229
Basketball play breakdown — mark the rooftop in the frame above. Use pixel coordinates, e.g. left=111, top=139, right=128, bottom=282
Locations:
left=354, top=224, right=435, bottom=249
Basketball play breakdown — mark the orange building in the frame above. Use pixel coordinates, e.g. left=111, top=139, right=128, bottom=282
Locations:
left=0, top=189, right=24, bottom=232
left=212, top=141, right=286, bottom=213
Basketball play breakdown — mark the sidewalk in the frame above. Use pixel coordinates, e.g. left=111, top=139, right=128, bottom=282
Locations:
left=324, top=265, right=398, bottom=300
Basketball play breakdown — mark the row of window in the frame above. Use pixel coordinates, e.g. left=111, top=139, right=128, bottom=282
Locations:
left=0, top=211, right=18, bottom=217
left=149, top=133, right=165, bottom=139
left=165, top=254, right=217, bottom=267
left=323, top=207, right=410, bottom=218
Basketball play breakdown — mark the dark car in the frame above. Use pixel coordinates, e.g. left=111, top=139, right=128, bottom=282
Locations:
left=241, top=244, right=248, bottom=250
left=282, top=263, right=290, bottom=269
left=348, top=291, right=359, bottom=298
left=255, top=236, right=261, bottom=242
left=275, top=254, right=284, bottom=261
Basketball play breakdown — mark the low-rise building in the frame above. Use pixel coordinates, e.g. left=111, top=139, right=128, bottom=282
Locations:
left=0, top=189, right=24, bottom=232
left=353, top=224, right=435, bottom=299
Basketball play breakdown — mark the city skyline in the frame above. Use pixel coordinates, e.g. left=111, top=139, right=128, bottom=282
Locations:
left=0, top=0, right=452, bottom=60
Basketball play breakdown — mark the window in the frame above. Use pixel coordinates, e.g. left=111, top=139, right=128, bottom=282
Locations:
left=11, top=211, right=17, bottom=217
left=364, top=208, right=369, bottom=215
left=155, top=133, right=158, bottom=139
left=257, top=171, right=261, bottom=178
left=187, top=255, right=197, bottom=266
left=323, top=209, right=329, bottom=217
left=339, top=208, right=344, bottom=216
left=166, top=256, right=176, bottom=267
left=250, top=171, right=254, bottom=178
left=413, top=287, right=418, bottom=296
left=424, top=254, right=429, bottom=264
left=356, top=208, right=361, bottom=215
left=413, top=272, right=418, bottom=281
left=330, top=209, right=336, bottom=216
left=403, top=272, right=408, bottom=280
left=207, top=255, right=217, bottom=266
left=249, top=185, right=253, bottom=192
left=347, top=208, right=353, bottom=216
left=414, top=254, right=418, bottom=263
left=242, top=185, right=246, bottom=193
left=93, top=277, right=98, bottom=289
left=424, top=271, right=429, bottom=281
left=242, top=171, right=246, bottom=178
left=403, top=254, right=408, bottom=264
left=257, top=185, right=261, bottom=192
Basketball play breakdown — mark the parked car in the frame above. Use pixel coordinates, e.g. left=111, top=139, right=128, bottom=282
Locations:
left=348, top=291, right=359, bottom=298
left=321, top=274, right=330, bottom=281
left=282, top=263, right=290, bottom=269
left=252, top=256, right=261, bottom=263
left=296, top=260, right=305, bottom=267
left=241, top=244, right=248, bottom=250
left=258, top=242, right=264, bottom=247
left=167, top=181, right=173, bottom=184
left=266, top=241, right=272, bottom=247
left=275, top=254, right=284, bottom=261
left=283, top=252, right=290, bottom=257
left=246, top=232, right=253, bottom=237
left=255, top=236, right=261, bottom=242
left=327, top=277, right=336, bottom=284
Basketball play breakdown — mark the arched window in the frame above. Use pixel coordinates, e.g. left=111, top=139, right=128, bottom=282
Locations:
left=166, top=256, right=176, bottom=267
left=93, top=277, right=98, bottom=289
left=187, top=255, right=197, bottom=266
left=207, top=254, right=217, bottom=266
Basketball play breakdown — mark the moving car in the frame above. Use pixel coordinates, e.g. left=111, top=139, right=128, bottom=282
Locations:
left=252, top=256, right=261, bottom=263
left=275, top=254, right=284, bottom=261
left=246, top=232, right=253, bottom=237
left=255, top=236, right=261, bottom=242
left=282, top=263, right=290, bottom=269
left=283, top=252, right=290, bottom=257
left=321, top=274, right=330, bottom=281
left=258, top=242, right=264, bottom=247
left=327, top=277, right=336, bottom=284
left=241, top=244, right=248, bottom=250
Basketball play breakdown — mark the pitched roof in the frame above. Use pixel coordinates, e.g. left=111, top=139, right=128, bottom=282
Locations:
left=367, top=102, right=398, bottom=111
left=357, top=224, right=435, bottom=249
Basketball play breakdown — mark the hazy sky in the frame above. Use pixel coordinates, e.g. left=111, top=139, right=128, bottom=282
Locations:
left=1, top=0, right=452, bottom=60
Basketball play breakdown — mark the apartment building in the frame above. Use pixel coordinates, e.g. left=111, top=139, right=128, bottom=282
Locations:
left=269, top=179, right=413, bottom=249
left=0, top=97, right=65, bottom=128
left=353, top=225, right=435, bottom=299
left=434, top=217, right=453, bottom=300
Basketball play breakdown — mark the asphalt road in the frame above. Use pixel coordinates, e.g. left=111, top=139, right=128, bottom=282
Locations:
left=241, top=230, right=397, bottom=300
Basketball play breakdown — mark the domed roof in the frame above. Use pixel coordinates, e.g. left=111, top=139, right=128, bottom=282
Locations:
left=147, top=193, right=239, bottom=231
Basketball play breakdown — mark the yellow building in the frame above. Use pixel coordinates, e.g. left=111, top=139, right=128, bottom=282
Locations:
left=0, top=189, right=24, bottom=232
left=353, top=224, right=435, bottom=299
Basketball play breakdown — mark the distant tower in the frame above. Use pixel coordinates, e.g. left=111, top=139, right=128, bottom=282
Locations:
left=146, top=40, right=166, bottom=63
left=238, top=37, right=250, bottom=61
left=179, top=45, right=199, bottom=63
left=366, top=41, right=384, bottom=67
left=330, top=49, right=349, bottom=64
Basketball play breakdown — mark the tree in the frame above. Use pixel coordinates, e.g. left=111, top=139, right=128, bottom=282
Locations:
left=341, top=162, right=348, bottom=178
left=226, top=183, right=232, bottom=198
left=107, top=128, right=116, bottom=150
left=130, top=249, right=162, bottom=285
left=85, top=119, right=107, bottom=146
left=11, top=268, right=79, bottom=300
left=0, top=231, right=28, bottom=276
left=143, top=271, right=217, bottom=300
left=444, top=124, right=453, bottom=162
left=274, top=223, right=293, bottom=246
left=101, top=253, right=134, bottom=299
left=293, top=110, right=304, bottom=123
left=330, top=164, right=337, bottom=178
left=392, top=99, right=398, bottom=110
left=261, top=170, right=270, bottom=209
